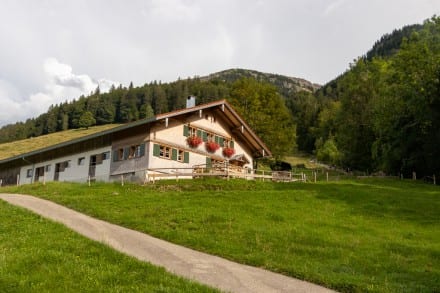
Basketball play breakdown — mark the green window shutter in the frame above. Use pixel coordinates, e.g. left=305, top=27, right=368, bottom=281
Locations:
left=183, top=125, right=189, bottom=137
left=197, top=129, right=202, bottom=137
left=215, top=135, right=219, bottom=144
left=184, top=152, right=189, bottom=163
left=202, top=131, right=208, bottom=142
left=139, top=143, right=146, bottom=157
left=123, top=147, right=130, bottom=160
left=206, top=157, right=212, bottom=168
left=230, top=140, right=234, bottom=149
left=113, top=150, right=119, bottom=162
left=219, top=137, right=224, bottom=145
left=153, top=144, right=160, bottom=157
left=172, top=148, right=177, bottom=161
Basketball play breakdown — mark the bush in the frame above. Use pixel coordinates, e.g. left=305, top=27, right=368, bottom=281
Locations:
left=270, top=160, right=292, bottom=171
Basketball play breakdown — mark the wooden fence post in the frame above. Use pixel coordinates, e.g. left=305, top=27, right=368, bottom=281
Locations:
left=314, top=171, right=317, bottom=183
left=434, top=174, right=436, bottom=185
left=326, top=172, right=329, bottom=182
left=412, top=171, right=416, bottom=180
left=0, top=179, right=2, bottom=187
left=121, top=174, right=124, bottom=186
left=17, top=174, right=20, bottom=186
left=88, top=175, right=91, bottom=187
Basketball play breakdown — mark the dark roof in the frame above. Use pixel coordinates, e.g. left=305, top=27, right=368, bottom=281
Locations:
left=0, top=100, right=271, bottom=168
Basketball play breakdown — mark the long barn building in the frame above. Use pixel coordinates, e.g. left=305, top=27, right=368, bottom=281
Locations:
left=0, top=99, right=271, bottom=186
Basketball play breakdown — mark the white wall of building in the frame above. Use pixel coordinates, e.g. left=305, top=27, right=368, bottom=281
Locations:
left=19, top=146, right=111, bottom=185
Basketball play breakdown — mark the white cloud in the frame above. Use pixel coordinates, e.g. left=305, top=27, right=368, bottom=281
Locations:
left=0, top=58, right=119, bottom=126
left=323, top=0, right=346, bottom=16
left=148, top=0, right=201, bottom=21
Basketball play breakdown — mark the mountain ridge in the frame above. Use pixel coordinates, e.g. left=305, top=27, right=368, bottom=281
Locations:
left=201, top=68, right=321, bottom=94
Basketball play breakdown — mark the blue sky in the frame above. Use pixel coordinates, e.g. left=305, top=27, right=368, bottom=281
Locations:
left=0, top=0, right=439, bottom=126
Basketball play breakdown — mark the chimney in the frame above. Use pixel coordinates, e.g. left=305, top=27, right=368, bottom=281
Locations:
left=186, top=96, right=196, bottom=108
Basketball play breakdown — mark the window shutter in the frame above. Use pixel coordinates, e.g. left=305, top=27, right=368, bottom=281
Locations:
left=172, top=148, right=177, bottom=161
left=206, top=157, right=212, bottom=168
left=184, top=152, right=189, bottom=163
left=202, top=131, right=208, bottom=142
left=230, top=140, right=234, bottom=149
left=219, top=137, right=224, bottom=145
left=123, top=147, right=130, bottom=160
left=113, top=150, right=119, bottom=162
left=197, top=129, right=202, bottom=137
left=183, top=125, right=189, bottom=137
left=139, top=143, right=146, bottom=157
left=153, top=144, right=160, bottom=157
left=215, top=135, right=219, bottom=144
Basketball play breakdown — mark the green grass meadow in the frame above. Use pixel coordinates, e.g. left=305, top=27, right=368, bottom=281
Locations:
left=0, top=200, right=217, bottom=292
left=2, top=178, right=439, bottom=292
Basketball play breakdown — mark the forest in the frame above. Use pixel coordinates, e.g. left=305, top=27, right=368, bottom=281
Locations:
left=1, top=16, right=439, bottom=178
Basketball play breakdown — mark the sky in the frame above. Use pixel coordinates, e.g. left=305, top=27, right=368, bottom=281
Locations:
left=0, top=0, right=439, bottom=127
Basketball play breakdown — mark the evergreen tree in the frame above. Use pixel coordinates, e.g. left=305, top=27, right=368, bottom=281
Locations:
left=78, top=111, right=96, bottom=129
left=139, top=103, right=155, bottom=119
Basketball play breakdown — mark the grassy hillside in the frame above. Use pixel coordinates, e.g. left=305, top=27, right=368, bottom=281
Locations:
left=0, top=200, right=216, bottom=292
left=0, top=124, right=120, bottom=161
left=4, top=179, right=439, bottom=292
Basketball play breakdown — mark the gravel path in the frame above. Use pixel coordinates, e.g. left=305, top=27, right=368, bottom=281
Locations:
left=0, top=193, right=335, bottom=293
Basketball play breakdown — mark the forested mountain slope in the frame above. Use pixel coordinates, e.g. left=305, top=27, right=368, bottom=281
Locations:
left=311, top=16, right=440, bottom=177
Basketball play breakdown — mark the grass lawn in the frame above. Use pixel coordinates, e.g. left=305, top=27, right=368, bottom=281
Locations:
left=0, top=200, right=217, bottom=292
left=2, top=178, right=439, bottom=292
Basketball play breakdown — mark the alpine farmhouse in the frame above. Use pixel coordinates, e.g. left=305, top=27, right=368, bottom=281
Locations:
left=0, top=98, right=271, bottom=186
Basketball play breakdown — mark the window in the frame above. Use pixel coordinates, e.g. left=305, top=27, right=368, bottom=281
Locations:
left=118, top=148, right=124, bottom=161
left=56, top=161, right=70, bottom=172
left=189, top=126, right=197, bottom=136
left=45, top=165, right=51, bottom=172
left=160, top=145, right=171, bottom=159
left=223, top=139, right=234, bottom=148
left=102, top=152, right=110, bottom=160
left=78, top=157, right=85, bottom=165
left=114, top=144, right=145, bottom=162
left=153, top=144, right=189, bottom=163
left=26, top=169, right=33, bottom=178
left=129, top=145, right=142, bottom=159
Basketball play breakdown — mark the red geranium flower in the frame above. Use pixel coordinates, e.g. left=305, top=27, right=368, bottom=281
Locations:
left=205, top=141, right=220, bottom=153
left=223, top=147, right=235, bottom=158
left=187, top=136, right=203, bottom=148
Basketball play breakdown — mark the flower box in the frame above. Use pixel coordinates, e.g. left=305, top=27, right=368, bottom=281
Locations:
left=205, top=141, right=220, bottom=153
left=187, top=136, right=202, bottom=148
left=222, top=147, right=235, bottom=158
